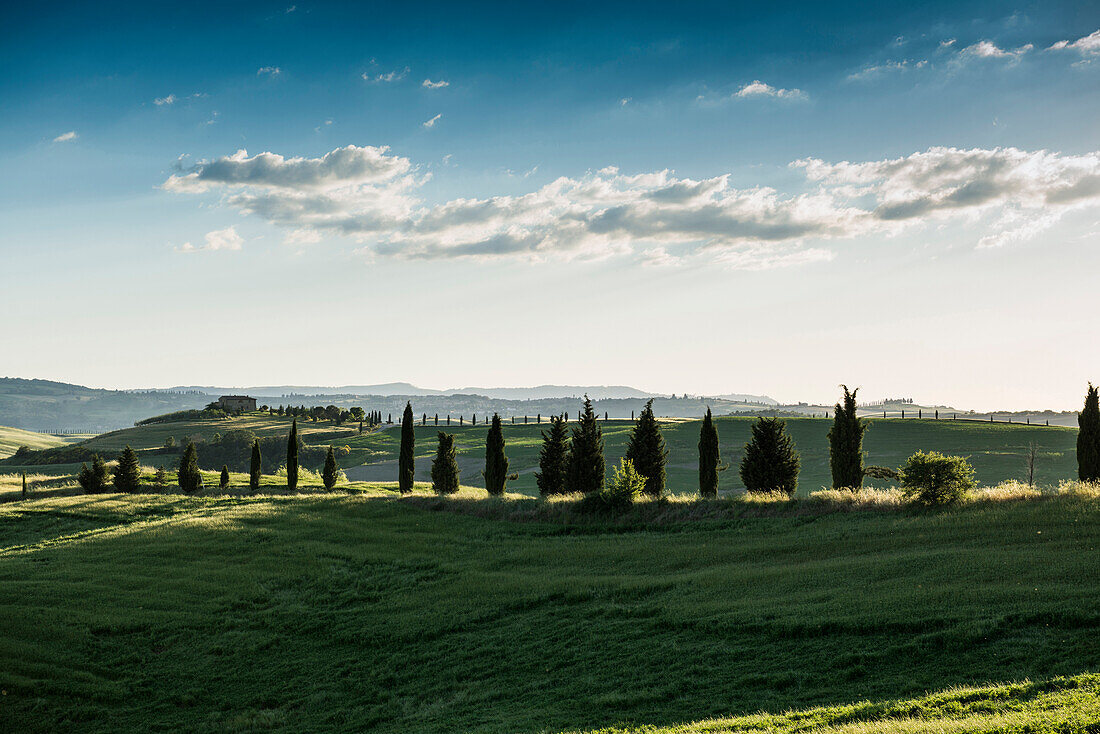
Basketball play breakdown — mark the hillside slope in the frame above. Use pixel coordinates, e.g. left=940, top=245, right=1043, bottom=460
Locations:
left=0, top=425, right=71, bottom=458
left=0, top=492, right=1096, bottom=732
left=3, top=413, right=1079, bottom=494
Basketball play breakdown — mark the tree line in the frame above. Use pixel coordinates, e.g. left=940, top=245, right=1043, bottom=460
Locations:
left=73, top=384, right=1100, bottom=503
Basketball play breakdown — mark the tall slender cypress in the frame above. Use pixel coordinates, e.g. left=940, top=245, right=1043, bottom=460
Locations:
left=624, top=399, right=668, bottom=498
left=398, top=401, right=415, bottom=493
left=567, top=395, right=605, bottom=494
left=249, top=440, right=262, bottom=492
left=1079, top=383, right=1100, bottom=481
left=431, top=432, right=460, bottom=494
left=536, top=416, right=571, bottom=496
left=484, top=413, right=509, bottom=495
left=698, top=407, right=720, bottom=498
left=287, top=419, right=299, bottom=491
left=323, top=446, right=339, bottom=490
left=220, top=465, right=230, bottom=490
left=828, top=385, right=869, bottom=489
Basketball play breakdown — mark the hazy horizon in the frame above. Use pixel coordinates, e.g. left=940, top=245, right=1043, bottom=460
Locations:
left=2, top=1, right=1098, bottom=412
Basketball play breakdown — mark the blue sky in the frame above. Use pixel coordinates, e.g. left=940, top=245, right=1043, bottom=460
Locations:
left=2, top=1, right=1099, bottom=409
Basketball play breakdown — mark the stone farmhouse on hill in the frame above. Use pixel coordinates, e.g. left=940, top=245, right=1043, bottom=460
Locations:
left=216, top=395, right=257, bottom=413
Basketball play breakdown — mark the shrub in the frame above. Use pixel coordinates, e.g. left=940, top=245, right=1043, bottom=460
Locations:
left=220, top=465, right=230, bottom=490
left=739, top=417, right=800, bottom=495
left=153, top=467, right=169, bottom=488
left=581, top=458, right=645, bottom=512
left=77, top=455, right=110, bottom=493
left=899, top=451, right=976, bottom=505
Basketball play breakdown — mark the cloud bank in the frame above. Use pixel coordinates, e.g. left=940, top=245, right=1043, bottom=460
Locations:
left=165, top=145, right=1100, bottom=266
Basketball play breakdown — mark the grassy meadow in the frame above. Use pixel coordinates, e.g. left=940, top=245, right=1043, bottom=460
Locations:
left=2, top=413, right=1080, bottom=496
left=1, top=486, right=1098, bottom=732
left=0, top=425, right=86, bottom=459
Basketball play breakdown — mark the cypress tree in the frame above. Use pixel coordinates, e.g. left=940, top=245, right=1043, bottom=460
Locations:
left=431, top=432, right=460, bottom=494
left=113, top=445, right=142, bottom=493
left=536, top=416, right=570, bottom=496
left=398, top=401, right=415, bottom=493
left=739, top=418, right=800, bottom=495
left=828, top=385, right=869, bottom=489
left=22, top=472, right=26, bottom=500
left=220, top=465, right=230, bottom=490
left=249, top=440, right=262, bottom=492
left=323, top=446, right=339, bottom=490
left=178, top=441, right=201, bottom=494
left=567, top=395, right=605, bottom=494
left=1079, top=383, right=1100, bottom=481
left=484, top=413, right=509, bottom=495
left=698, top=407, right=720, bottom=498
left=287, top=419, right=299, bottom=491
left=624, top=399, right=668, bottom=498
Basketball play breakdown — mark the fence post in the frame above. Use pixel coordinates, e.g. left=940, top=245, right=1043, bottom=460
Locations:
left=901, top=410, right=905, bottom=419
left=918, top=409, right=922, bottom=419
left=935, top=410, right=938, bottom=420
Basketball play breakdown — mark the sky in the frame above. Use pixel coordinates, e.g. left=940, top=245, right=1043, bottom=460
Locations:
left=1, top=1, right=1099, bottom=410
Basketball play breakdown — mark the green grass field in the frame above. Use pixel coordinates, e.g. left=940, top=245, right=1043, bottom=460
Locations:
left=0, top=425, right=87, bottom=459
left=1, top=486, right=1097, bottom=732
left=3, top=413, right=1079, bottom=497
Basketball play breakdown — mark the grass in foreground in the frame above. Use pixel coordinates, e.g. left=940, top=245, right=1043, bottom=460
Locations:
left=0, top=488, right=1097, bottom=732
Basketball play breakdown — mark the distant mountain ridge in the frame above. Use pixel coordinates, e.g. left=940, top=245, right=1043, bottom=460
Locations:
left=161, top=383, right=777, bottom=403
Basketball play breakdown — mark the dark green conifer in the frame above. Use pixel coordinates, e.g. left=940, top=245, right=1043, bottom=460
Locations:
left=828, top=385, right=869, bottom=489
left=113, top=445, right=142, bottom=493
left=250, top=440, right=262, bottom=492
left=739, top=417, right=800, bottom=495
left=567, top=395, right=605, bottom=494
left=1079, top=383, right=1100, bottom=481
left=178, top=442, right=201, bottom=494
left=220, top=465, right=230, bottom=490
left=624, top=399, right=668, bottom=498
left=698, top=407, right=720, bottom=498
left=323, top=446, right=339, bottom=490
left=78, top=454, right=110, bottom=493
left=484, top=413, right=509, bottom=495
left=287, top=419, right=299, bottom=491
left=431, top=432, right=460, bottom=494
left=536, top=416, right=570, bottom=496
left=398, top=402, right=415, bottom=493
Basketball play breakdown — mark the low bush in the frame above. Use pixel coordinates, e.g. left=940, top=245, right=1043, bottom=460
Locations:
left=899, top=451, right=976, bottom=505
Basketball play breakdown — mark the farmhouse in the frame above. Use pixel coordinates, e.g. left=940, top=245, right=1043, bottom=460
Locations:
left=216, top=395, right=257, bottom=413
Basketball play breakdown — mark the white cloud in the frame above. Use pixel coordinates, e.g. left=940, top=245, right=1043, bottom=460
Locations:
left=734, top=80, right=806, bottom=100
left=257, top=66, right=281, bottom=76
left=422, top=78, right=449, bottom=89
left=1049, top=29, right=1100, bottom=56
left=165, top=145, right=1100, bottom=267
left=178, top=226, right=244, bottom=253
left=365, top=67, right=409, bottom=83
left=620, top=97, right=632, bottom=106
left=847, top=59, right=927, bottom=81
left=52, top=131, right=77, bottom=143
left=154, top=94, right=177, bottom=106
left=422, top=113, right=442, bottom=129
left=163, top=145, right=412, bottom=192
left=955, top=40, right=1032, bottom=61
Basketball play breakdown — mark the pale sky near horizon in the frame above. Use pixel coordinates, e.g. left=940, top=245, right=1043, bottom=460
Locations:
left=2, top=1, right=1099, bottom=411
